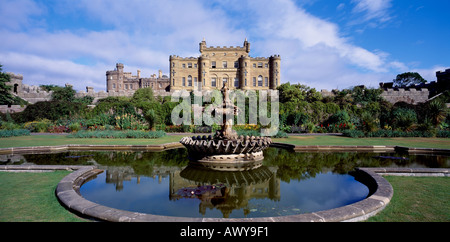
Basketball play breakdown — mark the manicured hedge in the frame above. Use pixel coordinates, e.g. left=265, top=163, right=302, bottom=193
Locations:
left=343, top=129, right=450, bottom=138
left=67, top=130, right=166, bottom=139
left=0, top=129, right=31, bottom=138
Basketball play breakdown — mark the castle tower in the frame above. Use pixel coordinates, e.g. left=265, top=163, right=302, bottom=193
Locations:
left=269, top=55, right=281, bottom=89
left=239, top=55, right=251, bottom=90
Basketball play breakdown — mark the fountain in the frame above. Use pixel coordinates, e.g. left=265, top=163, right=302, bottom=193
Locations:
left=180, top=84, right=272, bottom=171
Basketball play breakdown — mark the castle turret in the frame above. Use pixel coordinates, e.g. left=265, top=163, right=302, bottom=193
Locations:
left=199, top=55, right=210, bottom=90
left=269, top=55, right=281, bottom=89
left=239, top=55, right=251, bottom=90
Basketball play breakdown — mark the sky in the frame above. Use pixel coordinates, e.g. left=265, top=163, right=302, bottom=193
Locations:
left=0, top=0, right=449, bottom=92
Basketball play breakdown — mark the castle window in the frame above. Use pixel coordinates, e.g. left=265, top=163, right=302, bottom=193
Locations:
left=245, top=79, right=247, bottom=86
left=253, top=77, right=256, bottom=86
left=223, top=61, right=227, bottom=68
left=188, top=75, right=192, bottom=86
left=188, top=63, right=192, bottom=68
left=253, top=63, right=256, bottom=68
left=265, top=63, right=268, bottom=68
left=211, top=78, right=217, bottom=87
left=182, top=77, right=186, bottom=86
left=234, top=61, right=239, bottom=68
left=173, top=79, right=175, bottom=86
left=234, top=78, right=239, bottom=87
left=212, top=61, right=216, bottom=68
left=172, top=62, right=175, bottom=67
left=182, top=64, right=186, bottom=68
left=113, top=83, right=116, bottom=89
left=194, top=64, right=197, bottom=68
left=159, top=83, right=162, bottom=88
left=258, top=63, right=263, bottom=68
left=258, top=76, right=263, bottom=86
left=130, top=84, right=133, bottom=89
left=265, top=77, right=268, bottom=86
left=125, top=84, right=128, bottom=90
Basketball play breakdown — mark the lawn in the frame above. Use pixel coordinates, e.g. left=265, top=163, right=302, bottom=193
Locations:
left=0, top=134, right=449, bottom=149
left=0, top=134, right=448, bottom=222
left=0, top=171, right=87, bottom=222
left=0, top=171, right=448, bottom=222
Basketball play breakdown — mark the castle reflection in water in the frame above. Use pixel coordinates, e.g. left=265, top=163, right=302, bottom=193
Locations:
left=104, top=164, right=280, bottom=218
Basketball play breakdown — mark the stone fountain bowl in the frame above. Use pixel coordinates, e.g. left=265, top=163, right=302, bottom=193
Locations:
left=180, top=135, right=272, bottom=156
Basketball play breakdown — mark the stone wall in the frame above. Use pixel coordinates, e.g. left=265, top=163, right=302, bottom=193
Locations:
left=380, top=88, right=430, bottom=105
left=0, top=105, right=26, bottom=114
left=320, top=88, right=431, bottom=105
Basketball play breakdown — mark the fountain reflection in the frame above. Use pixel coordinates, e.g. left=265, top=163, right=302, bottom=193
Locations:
left=172, top=165, right=280, bottom=217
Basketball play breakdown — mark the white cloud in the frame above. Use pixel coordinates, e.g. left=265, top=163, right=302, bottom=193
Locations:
left=351, top=0, right=392, bottom=23
left=0, top=0, right=421, bottom=93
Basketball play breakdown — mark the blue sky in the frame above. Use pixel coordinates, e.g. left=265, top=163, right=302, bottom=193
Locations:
left=0, top=0, right=448, bottom=92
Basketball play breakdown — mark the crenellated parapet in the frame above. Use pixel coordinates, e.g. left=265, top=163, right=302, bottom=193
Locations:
left=380, top=87, right=430, bottom=105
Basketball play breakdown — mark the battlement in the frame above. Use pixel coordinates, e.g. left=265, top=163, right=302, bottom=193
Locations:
left=169, top=55, right=199, bottom=61
left=202, top=46, right=247, bottom=52
left=380, top=87, right=429, bottom=104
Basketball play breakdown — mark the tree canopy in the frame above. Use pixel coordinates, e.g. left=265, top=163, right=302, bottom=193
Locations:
left=393, top=72, right=427, bottom=87
left=0, top=64, right=14, bottom=105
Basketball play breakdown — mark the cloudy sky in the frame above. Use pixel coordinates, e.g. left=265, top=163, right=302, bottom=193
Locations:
left=0, top=0, right=449, bottom=92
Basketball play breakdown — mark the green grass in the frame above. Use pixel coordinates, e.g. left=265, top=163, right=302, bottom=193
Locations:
left=273, top=135, right=450, bottom=149
left=0, top=134, right=449, bottom=222
left=0, top=171, right=87, bottom=222
left=0, top=134, right=449, bottom=149
left=0, top=134, right=183, bottom=148
left=0, top=171, right=448, bottom=222
left=368, top=176, right=450, bottom=222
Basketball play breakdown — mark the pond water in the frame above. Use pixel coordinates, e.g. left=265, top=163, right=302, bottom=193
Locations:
left=1, top=148, right=448, bottom=218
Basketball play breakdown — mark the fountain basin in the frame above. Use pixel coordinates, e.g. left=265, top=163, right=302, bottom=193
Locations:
left=180, top=136, right=271, bottom=171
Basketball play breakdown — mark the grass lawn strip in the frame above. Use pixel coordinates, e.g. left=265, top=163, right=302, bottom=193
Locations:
left=0, top=171, right=87, bottom=222
left=367, top=176, right=449, bottom=222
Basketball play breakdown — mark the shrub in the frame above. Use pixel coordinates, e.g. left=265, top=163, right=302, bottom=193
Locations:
left=437, top=130, right=450, bottom=138
left=0, top=129, right=30, bottom=138
left=391, top=107, right=417, bottom=131
left=68, top=122, right=81, bottom=132
left=342, top=129, right=365, bottom=138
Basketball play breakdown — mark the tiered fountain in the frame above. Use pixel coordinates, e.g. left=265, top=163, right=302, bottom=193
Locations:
left=180, top=84, right=272, bottom=171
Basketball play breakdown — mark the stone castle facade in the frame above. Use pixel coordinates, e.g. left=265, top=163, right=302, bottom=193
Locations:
left=106, top=63, right=170, bottom=95
left=169, top=39, right=281, bottom=91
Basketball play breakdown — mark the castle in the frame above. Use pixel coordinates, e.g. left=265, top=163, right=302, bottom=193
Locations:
left=106, top=63, right=170, bottom=96
left=169, top=39, right=281, bottom=91
left=2, top=39, right=449, bottom=114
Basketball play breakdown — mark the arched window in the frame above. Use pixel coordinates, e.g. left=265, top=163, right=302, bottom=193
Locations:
left=258, top=75, right=263, bottom=87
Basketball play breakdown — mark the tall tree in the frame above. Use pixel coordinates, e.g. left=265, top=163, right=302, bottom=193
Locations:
left=393, top=72, right=427, bottom=87
left=0, top=64, right=15, bottom=105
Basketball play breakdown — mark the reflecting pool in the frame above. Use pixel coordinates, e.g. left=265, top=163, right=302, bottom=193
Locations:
left=1, top=148, right=448, bottom=218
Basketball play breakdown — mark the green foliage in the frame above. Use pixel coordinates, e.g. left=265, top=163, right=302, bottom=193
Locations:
left=0, top=129, right=30, bottom=138
left=391, top=107, right=418, bottom=131
left=342, top=129, right=365, bottom=138
left=16, top=100, right=88, bottom=122
left=393, top=72, right=427, bottom=87
left=0, top=64, right=15, bottom=105
left=51, top=85, right=76, bottom=102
